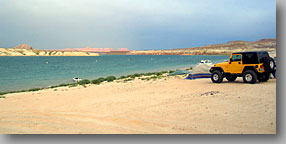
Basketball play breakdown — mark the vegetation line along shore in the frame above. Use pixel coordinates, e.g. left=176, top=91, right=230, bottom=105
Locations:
left=0, top=68, right=192, bottom=97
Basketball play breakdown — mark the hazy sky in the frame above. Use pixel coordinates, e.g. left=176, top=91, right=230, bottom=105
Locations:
left=0, top=0, right=276, bottom=50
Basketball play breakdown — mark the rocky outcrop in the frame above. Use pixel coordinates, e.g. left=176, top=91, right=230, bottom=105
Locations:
left=14, top=44, right=33, bottom=49
left=0, top=44, right=99, bottom=56
left=0, top=48, right=100, bottom=56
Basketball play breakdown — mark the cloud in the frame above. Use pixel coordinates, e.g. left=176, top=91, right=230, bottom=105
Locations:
left=0, top=0, right=276, bottom=50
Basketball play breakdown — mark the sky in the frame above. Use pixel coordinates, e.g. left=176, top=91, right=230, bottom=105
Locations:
left=0, top=0, right=276, bottom=50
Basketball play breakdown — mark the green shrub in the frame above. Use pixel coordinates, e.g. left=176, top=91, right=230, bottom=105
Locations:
left=0, top=86, right=43, bottom=96
left=156, top=72, right=163, bottom=76
left=150, top=76, right=158, bottom=80
left=68, top=83, right=78, bottom=87
left=133, top=73, right=141, bottom=77
left=169, top=70, right=175, bottom=73
left=105, top=76, right=116, bottom=82
left=50, top=85, right=57, bottom=88
left=129, top=73, right=142, bottom=78
left=92, top=79, right=100, bottom=84
left=119, top=76, right=127, bottom=79
left=28, top=88, right=42, bottom=92
left=0, top=96, right=5, bottom=98
left=0, top=92, right=8, bottom=96
left=78, top=79, right=91, bottom=85
left=92, top=77, right=106, bottom=84
left=49, top=83, right=72, bottom=89
left=58, top=83, right=70, bottom=87
left=123, top=78, right=133, bottom=83
left=97, top=77, right=105, bottom=82
left=145, top=72, right=156, bottom=76
left=17, top=90, right=27, bottom=93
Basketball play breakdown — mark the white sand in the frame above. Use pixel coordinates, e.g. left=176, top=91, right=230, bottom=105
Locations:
left=0, top=77, right=276, bottom=134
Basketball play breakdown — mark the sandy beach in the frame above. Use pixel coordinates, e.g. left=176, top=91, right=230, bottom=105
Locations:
left=0, top=76, right=276, bottom=134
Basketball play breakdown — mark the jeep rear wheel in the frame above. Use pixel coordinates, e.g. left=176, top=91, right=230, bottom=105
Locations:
left=226, top=75, right=237, bottom=82
left=243, top=70, right=258, bottom=84
left=259, top=73, right=270, bottom=82
left=211, top=70, right=223, bottom=83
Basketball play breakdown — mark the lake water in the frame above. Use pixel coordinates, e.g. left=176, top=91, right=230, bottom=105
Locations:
left=0, top=55, right=229, bottom=92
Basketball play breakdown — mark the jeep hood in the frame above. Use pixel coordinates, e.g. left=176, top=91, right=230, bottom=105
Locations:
left=214, top=62, right=229, bottom=67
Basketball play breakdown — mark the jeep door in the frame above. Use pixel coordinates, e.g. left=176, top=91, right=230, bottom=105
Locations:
left=229, top=54, right=243, bottom=73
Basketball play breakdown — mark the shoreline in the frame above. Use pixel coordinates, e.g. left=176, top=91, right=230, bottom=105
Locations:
left=0, top=68, right=192, bottom=96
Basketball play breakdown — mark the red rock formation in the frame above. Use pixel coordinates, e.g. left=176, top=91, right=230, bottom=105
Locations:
left=14, top=44, right=33, bottom=49
left=227, top=40, right=248, bottom=44
left=257, top=39, right=276, bottom=43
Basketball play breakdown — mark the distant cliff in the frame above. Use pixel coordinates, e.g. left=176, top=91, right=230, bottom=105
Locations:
left=0, top=44, right=100, bottom=56
left=129, top=39, right=276, bottom=55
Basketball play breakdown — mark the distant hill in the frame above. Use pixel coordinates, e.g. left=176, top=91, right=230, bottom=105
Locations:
left=1, top=39, right=276, bottom=56
left=129, top=39, right=276, bottom=55
left=0, top=44, right=99, bottom=56
left=14, top=44, right=33, bottom=50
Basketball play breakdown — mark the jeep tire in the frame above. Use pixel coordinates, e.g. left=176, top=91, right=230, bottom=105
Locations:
left=211, top=70, right=223, bottom=83
left=226, top=75, right=237, bottom=82
left=259, top=73, right=270, bottom=82
left=265, top=58, right=276, bottom=72
left=269, top=58, right=276, bottom=71
left=243, top=70, right=258, bottom=84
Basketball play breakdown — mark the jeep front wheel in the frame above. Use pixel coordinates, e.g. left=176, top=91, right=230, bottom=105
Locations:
left=211, top=70, right=223, bottom=83
left=243, top=70, right=258, bottom=84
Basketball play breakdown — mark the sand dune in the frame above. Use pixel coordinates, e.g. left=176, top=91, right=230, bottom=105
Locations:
left=0, top=77, right=276, bottom=134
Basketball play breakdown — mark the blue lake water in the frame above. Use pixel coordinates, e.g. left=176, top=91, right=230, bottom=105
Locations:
left=0, top=55, right=229, bottom=92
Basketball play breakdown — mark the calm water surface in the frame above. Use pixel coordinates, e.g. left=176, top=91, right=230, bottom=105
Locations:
left=0, top=55, right=229, bottom=92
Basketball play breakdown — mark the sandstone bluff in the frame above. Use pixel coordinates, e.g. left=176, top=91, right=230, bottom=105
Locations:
left=0, top=44, right=99, bottom=56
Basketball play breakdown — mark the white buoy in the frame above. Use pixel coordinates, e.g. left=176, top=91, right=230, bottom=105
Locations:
left=46, top=61, right=48, bottom=64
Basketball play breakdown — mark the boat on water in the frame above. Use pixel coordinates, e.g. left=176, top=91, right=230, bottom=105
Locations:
left=73, top=77, right=82, bottom=82
left=199, top=59, right=213, bottom=65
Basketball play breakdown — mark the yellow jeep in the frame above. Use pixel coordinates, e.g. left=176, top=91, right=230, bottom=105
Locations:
left=210, top=51, right=276, bottom=84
